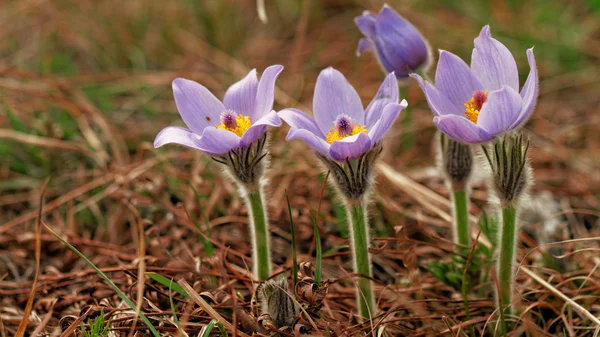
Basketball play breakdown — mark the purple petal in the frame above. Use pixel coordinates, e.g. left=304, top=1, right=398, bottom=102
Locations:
left=511, top=48, right=538, bottom=129
left=471, top=25, right=519, bottom=91
left=172, top=78, right=225, bottom=134
left=364, top=72, right=399, bottom=129
left=435, top=50, right=483, bottom=108
left=196, top=127, right=241, bottom=155
left=154, top=126, right=202, bottom=150
left=223, top=69, right=258, bottom=116
left=477, top=85, right=522, bottom=136
left=329, top=132, right=372, bottom=161
left=354, top=12, right=376, bottom=38
left=252, top=65, right=284, bottom=122
left=286, top=128, right=330, bottom=157
left=240, top=110, right=281, bottom=147
left=313, top=67, right=364, bottom=135
left=434, top=115, right=494, bottom=144
left=368, top=101, right=407, bottom=143
left=410, top=73, right=462, bottom=116
left=278, top=108, right=324, bottom=137
left=357, top=38, right=373, bottom=56
left=375, top=5, right=430, bottom=73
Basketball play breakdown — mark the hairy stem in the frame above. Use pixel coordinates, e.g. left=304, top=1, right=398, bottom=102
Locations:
left=245, top=189, right=272, bottom=281
left=498, top=206, right=517, bottom=333
left=347, top=200, right=374, bottom=320
left=452, top=189, right=470, bottom=249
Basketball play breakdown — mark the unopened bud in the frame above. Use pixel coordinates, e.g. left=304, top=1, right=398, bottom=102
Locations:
left=482, top=134, right=532, bottom=207
left=256, top=278, right=298, bottom=330
left=439, top=133, right=473, bottom=188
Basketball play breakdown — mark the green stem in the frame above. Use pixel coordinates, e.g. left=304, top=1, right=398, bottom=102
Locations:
left=246, top=189, right=272, bottom=281
left=347, top=201, right=374, bottom=320
left=452, top=189, right=470, bottom=249
left=498, top=206, right=517, bottom=333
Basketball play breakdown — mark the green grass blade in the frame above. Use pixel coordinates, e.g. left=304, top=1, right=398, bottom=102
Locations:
left=147, top=272, right=190, bottom=299
left=200, top=319, right=218, bottom=337
left=168, top=279, right=179, bottom=326
left=286, top=191, right=299, bottom=289
left=217, top=322, right=228, bottom=337
left=188, top=182, right=215, bottom=256
left=311, top=212, right=322, bottom=284
left=45, top=225, right=161, bottom=337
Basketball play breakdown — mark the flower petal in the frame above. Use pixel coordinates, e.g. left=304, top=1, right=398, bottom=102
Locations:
left=368, top=101, right=407, bottom=143
left=356, top=38, right=373, bottom=56
left=223, top=69, right=258, bottom=116
left=252, top=65, right=284, bottom=122
left=286, top=128, right=330, bottom=157
left=278, top=108, right=324, bottom=137
left=410, top=73, right=462, bottom=116
left=172, top=78, right=225, bottom=134
left=511, top=48, right=538, bottom=129
left=435, top=50, right=483, bottom=108
left=354, top=12, right=376, bottom=38
left=477, top=85, right=522, bottom=136
left=375, top=5, right=430, bottom=73
left=154, top=126, right=202, bottom=150
left=329, top=132, right=372, bottom=161
left=196, top=127, right=241, bottom=155
left=471, top=25, right=519, bottom=91
left=240, top=110, right=281, bottom=147
left=364, top=72, right=399, bottom=129
left=313, top=67, right=364, bottom=134
left=434, top=115, right=494, bottom=144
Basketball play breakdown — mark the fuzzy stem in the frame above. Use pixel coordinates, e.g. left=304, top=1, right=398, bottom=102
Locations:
left=498, top=206, right=517, bottom=322
left=245, top=189, right=272, bottom=281
left=346, top=200, right=374, bottom=320
left=452, top=189, right=470, bottom=249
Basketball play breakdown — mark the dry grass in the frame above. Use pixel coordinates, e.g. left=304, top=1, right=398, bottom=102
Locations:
left=1, top=0, right=599, bottom=336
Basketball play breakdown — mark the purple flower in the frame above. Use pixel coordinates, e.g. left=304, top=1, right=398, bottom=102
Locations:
left=355, top=4, right=431, bottom=79
left=411, top=26, right=538, bottom=144
left=279, top=67, right=407, bottom=161
left=154, top=65, right=284, bottom=155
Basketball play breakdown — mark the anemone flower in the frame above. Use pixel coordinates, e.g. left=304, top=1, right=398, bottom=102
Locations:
left=355, top=4, right=431, bottom=79
left=279, top=67, right=407, bottom=163
left=411, top=25, right=538, bottom=144
left=279, top=67, right=407, bottom=320
left=153, top=65, right=284, bottom=282
left=154, top=65, right=283, bottom=155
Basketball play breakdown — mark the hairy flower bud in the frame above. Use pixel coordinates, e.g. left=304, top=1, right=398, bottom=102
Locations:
left=439, top=133, right=473, bottom=189
left=482, top=134, right=532, bottom=207
left=257, top=278, right=298, bottom=330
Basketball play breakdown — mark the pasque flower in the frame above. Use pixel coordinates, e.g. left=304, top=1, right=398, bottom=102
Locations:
left=355, top=4, right=431, bottom=79
left=154, top=65, right=284, bottom=281
left=280, top=67, right=407, bottom=319
left=279, top=67, right=407, bottom=163
left=154, top=65, right=283, bottom=154
left=411, top=26, right=538, bottom=144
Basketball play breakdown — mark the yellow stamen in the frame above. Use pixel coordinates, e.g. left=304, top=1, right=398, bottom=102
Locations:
left=216, top=115, right=252, bottom=137
left=326, top=124, right=368, bottom=144
left=464, top=90, right=488, bottom=123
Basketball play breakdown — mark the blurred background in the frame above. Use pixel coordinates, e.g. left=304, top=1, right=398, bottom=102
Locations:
left=0, top=0, right=599, bottom=334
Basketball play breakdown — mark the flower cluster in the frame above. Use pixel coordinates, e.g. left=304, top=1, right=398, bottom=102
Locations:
left=153, top=3, right=540, bottom=326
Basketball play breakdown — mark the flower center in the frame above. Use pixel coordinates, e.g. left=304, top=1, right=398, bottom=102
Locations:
left=326, top=114, right=368, bottom=144
left=216, top=110, right=251, bottom=137
left=464, top=90, right=488, bottom=123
